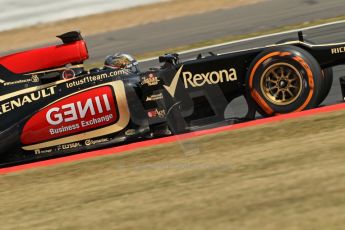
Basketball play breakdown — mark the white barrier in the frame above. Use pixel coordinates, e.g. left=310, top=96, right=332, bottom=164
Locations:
left=0, top=0, right=167, bottom=32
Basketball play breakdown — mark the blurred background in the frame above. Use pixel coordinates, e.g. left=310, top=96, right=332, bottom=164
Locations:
left=0, top=0, right=167, bottom=31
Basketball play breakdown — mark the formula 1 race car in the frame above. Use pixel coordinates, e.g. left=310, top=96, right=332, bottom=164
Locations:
left=0, top=31, right=343, bottom=164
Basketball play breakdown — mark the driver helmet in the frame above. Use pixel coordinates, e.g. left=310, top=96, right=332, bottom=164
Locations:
left=104, top=53, right=139, bottom=73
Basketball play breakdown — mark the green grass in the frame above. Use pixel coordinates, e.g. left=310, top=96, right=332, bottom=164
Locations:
left=1, top=109, right=345, bottom=229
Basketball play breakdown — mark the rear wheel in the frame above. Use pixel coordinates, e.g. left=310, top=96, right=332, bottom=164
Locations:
left=246, top=45, right=323, bottom=116
left=276, top=38, right=333, bottom=105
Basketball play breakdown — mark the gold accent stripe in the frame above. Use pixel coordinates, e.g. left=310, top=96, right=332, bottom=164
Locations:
left=217, top=41, right=345, bottom=57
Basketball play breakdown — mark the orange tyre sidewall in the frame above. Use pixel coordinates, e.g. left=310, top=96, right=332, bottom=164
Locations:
left=248, top=51, right=315, bottom=115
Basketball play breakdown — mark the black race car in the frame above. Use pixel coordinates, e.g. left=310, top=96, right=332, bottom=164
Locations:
left=0, top=31, right=344, bottom=164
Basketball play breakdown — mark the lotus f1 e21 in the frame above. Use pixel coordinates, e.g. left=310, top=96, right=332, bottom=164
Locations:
left=0, top=31, right=344, bottom=163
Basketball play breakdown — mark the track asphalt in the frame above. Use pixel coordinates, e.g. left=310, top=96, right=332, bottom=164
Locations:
left=85, top=0, right=345, bottom=61
left=83, top=0, right=345, bottom=110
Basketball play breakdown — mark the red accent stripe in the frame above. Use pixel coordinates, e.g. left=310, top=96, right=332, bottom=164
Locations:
left=1, top=103, right=345, bottom=175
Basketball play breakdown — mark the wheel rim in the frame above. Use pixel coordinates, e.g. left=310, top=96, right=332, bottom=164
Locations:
left=260, top=63, right=303, bottom=106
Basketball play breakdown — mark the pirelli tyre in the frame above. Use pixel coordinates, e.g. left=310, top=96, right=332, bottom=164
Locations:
left=246, top=46, right=323, bottom=116
left=276, top=38, right=333, bottom=106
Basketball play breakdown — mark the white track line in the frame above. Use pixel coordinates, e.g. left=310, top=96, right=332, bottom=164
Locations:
left=139, top=19, right=345, bottom=63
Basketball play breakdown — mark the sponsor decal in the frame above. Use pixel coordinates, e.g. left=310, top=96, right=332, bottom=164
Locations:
left=141, top=73, right=160, bottom=86
left=164, top=66, right=183, bottom=97
left=34, top=148, right=53, bottom=155
left=125, top=129, right=136, bottom=136
left=331, top=47, right=345, bottom=54
left=146, top=92, right=164, bottom=102
left=57, top=142, right=82, bottom=150
left=22, top=81, right=130, bottom=151
left=164, top=66, right=238, bottom=97
left=1, top=78, right=33, bottom=86
left=62, top=69, right=76, bottom=80
left=21, top=86, right=118, bottom=145
left=31, top=75, right=40, bottom=83
left=0, top=75, right=39, bottom=86
left=0, top=86, right=56, bottom=115
left=85, top=138, right=109, bottom=146
left=66, top=70, right=128, bottom=88
left=147, top=108, right=166, bottom=118
left=45, top=94, right=112, bottom=126
left=183, top=69, right=237, bottom=88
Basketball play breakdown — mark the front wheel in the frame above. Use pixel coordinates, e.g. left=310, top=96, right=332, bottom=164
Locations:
left=246, top=45, right=323, bottom=116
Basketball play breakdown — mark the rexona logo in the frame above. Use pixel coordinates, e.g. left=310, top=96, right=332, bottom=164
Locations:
left=164, top=65, right=238, bottom=97
left=183, top=69, right=238, bottom=88
left=21, top=86, right=118, bottom=145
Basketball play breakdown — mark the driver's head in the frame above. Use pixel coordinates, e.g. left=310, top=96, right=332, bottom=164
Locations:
left=104, top=53, right=139, bottom=73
